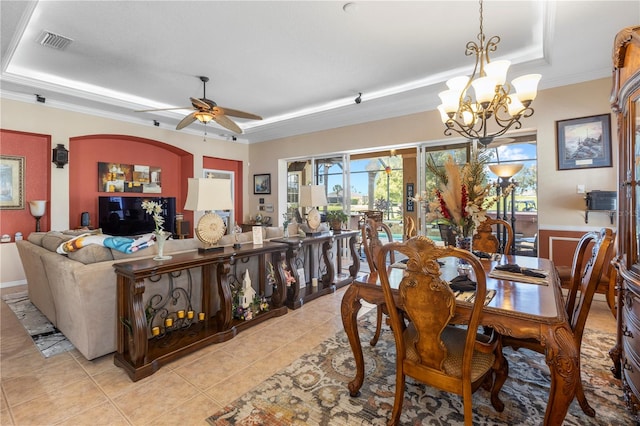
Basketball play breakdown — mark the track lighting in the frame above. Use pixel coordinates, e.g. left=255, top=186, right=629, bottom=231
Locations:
left=153, top=120, right=160, bottom=127
left=355, top=92, right=362, bottom=104
left=35, top=94, right=45, bottom=103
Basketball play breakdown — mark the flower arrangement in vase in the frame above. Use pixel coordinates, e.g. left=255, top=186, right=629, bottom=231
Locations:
left=141, top=200, right=172, bottom=260
left=412, top=155, right=512, bottom=245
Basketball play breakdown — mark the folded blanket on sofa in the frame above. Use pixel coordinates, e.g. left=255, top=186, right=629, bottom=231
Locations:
left=56, top=232, right=155, bottom=254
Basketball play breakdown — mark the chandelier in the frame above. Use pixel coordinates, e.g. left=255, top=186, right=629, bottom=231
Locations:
left=437, top=0, right=541, bottom=147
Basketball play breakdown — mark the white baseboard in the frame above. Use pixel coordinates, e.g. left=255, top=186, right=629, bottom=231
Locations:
left=0, top=279, right=27, bottom=289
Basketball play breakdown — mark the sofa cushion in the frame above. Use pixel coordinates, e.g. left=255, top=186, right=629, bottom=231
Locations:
left=27, top=232, right=46, bottom=247
left=67, top=244, right=114, bottom=264
left=41, top=232, right=73, bottom=252
left=265, top=227, right=283, bottom=239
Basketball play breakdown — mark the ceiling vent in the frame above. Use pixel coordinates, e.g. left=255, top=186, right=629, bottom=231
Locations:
left=37, top=31, right=73, bottom=50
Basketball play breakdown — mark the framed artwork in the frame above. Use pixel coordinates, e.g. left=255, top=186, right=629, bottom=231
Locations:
left=253, top=173, right=271, bottom=194
left=556, top=114, right=612, bottom=170
left=0, top=155, right=25, bottom=209
left=98, top=162, right=162, bottom=193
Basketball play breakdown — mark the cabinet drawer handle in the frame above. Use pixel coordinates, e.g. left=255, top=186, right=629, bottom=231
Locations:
left=623, top=325, right=633, bottom=337
left=623, top=360, right=634, bottom=372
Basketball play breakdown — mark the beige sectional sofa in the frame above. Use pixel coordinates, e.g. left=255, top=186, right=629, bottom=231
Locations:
left=16, top=227, right=284, bottom=360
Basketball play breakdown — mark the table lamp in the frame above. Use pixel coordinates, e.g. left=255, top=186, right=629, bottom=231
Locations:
left=29, top=200, right=47, bottom=232
left=183, top=178, right=233, bottom=253
left=299, top=185, right=327, bottom=236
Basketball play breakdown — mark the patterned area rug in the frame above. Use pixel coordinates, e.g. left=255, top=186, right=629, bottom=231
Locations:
left=206, top=311, right=630, bottom=425
left=2, top=291, right=75, bottom=358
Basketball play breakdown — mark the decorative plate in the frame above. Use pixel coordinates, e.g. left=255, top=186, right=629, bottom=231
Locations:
left=196, top=213, right=225, bottom=245
left=307, top=208, right=321, bottom=230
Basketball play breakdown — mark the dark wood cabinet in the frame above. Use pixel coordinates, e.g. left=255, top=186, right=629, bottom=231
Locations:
left=610, top=25, right=640, bottom=421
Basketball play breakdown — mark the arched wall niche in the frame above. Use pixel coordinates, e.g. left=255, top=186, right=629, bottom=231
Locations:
left=69, top=134, right=194, bottom=233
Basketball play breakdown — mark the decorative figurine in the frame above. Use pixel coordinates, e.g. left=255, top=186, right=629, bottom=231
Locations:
left=233, top=224, right=242, bottom=249
left=240, top=269, right=256, bottom=309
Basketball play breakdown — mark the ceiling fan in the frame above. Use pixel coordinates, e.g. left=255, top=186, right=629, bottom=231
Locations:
left=136, top=76, right=262, bottom=134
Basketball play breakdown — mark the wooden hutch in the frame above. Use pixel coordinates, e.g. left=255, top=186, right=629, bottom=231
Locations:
left=610, top=25, right=640, bottom=421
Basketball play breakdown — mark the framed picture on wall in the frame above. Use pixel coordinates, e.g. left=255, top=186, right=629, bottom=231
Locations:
left=0, top=155, right=25, bottom=210
left=253, top=173, right=271, bottom=194
left=556, top=114, right=612, bottom=170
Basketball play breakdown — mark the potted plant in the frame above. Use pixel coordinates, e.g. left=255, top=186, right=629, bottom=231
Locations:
left=326, top=210, right=348, bottom=233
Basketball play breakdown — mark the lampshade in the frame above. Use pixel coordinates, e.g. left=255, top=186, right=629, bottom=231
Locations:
left=489, top=163, right=524, bottom=179
left=29, top=200, right=47, bottom=217
left=299, top=185, right=327, bottom=207
left=29, top=200, right=47, bottom=232
left=184, top=178, right=233, bottom=253
left=184, top=178, right=233, bottom=212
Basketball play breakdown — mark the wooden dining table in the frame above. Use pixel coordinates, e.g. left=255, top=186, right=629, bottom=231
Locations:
left=341, top=255, right=578, bottom=426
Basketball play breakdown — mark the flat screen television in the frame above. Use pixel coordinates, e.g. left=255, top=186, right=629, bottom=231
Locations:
left=98, top=196, right=176, bottom=237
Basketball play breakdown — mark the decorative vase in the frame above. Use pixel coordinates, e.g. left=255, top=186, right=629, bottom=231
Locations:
left=455, top=235, right=472, bottom=252
left=455, top=235, right=472, bottom=269
left=153, top=231, right=172, bottom=261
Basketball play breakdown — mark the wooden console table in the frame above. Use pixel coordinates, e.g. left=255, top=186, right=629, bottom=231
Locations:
left=113, top=241, right=288, bottom=381
left=272, top=230, right=359, bottom=309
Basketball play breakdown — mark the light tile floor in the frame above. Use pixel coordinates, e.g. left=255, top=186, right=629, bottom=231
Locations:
left=0, top=283, right=618, bottom=425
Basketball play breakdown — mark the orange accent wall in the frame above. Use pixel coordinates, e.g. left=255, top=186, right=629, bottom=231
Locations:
left=0, top=130, right=51, bottom=238
left=203, top=156, right=244, bottom=224
left=69, top=135, right=194, bottom=231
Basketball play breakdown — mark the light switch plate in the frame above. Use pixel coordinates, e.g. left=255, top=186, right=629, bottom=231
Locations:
left=577, top=185, right=586, bottom=194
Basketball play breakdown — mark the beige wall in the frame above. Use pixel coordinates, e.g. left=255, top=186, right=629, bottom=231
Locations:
left=249, top=78, right=618, bottom=232
left=0, top=77, right=618, bottom=286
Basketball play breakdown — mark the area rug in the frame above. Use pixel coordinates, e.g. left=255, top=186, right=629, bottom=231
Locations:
left=2, top=291, right=75, bottom=358
left=206, top=312, right=631, bottom=425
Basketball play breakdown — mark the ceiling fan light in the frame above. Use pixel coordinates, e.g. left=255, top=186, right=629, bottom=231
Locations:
left=194, top=111, right=214, bottom=123
left=512, top=74, right=541, bottom=104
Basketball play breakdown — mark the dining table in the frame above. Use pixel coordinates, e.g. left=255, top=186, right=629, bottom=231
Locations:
left=341, top=254, right=578, bottom=426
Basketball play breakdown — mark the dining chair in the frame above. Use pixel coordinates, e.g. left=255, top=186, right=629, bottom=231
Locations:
left=361, top=218, right=396, bottom=346
left=472, top=217, right=513, bottom=254
left=376, top=236, right=506, bottom=426
left=502, top=227, right=614, bottom=418
left=403, top=215, right=416, bottom=240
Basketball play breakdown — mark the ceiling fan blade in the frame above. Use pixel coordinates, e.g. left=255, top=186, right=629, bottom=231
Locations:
left=135, top=106, right=193, bottom=112
left=215, top=106, right=262, bottom=120
left=190, top=97, right=212, bottom=110
left=214, top=114, right=243, bottom=134
left=176, top=112, right=197, bottom=130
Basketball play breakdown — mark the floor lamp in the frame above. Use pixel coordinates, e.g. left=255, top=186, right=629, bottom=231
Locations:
left=489, top=163, right=523, bottom=253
